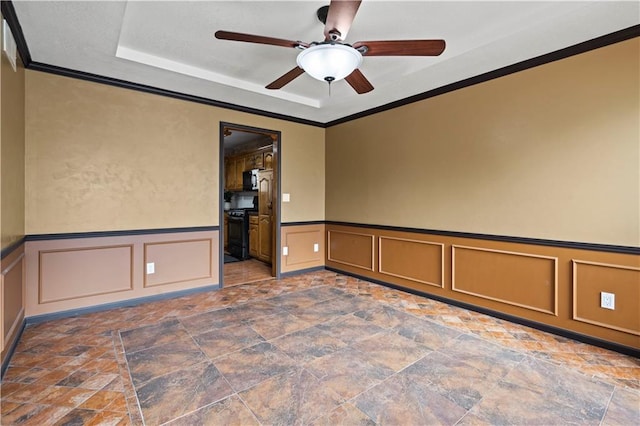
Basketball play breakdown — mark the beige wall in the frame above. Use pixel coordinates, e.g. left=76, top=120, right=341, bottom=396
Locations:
left=26, top=40, right=637, bottom=245
left=326, top=39, right=640, bottom=247
left=1, top=24, right=26, bottom=249
left=25, top=71, right=325, bottom=235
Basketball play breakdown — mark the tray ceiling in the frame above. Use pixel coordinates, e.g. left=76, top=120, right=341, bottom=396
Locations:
left=11, top=1, right=640, bottom=124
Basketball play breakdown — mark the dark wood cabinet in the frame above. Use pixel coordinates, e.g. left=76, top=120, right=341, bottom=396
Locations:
left=257, top=169, right=273, bottom=263
left=245, top=152, right=264, bottom=169
left=258, top=215, right=271, bottom=262
left=224, top=158, right=236, bottom=190
left=249, top=215, right=259, bottom=258
left=224, top=156, right=245, bottom=191
left=263, top=151, right=274, bottom=170
left=224, top=146, right=274, bottom=191
left=233, top=157, right=245, bottom=190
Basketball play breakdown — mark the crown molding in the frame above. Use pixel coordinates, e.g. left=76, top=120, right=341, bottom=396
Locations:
left=3, top=1, right=638, bottom=127
left=325, top=24, right=640, bottom=127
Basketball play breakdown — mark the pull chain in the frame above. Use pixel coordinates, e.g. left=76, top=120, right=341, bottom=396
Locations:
left=324, top=76, right=335, bottom=97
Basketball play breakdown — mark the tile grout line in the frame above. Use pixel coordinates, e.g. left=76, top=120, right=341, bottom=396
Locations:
left=112, top=330, right=145, bottom=425
left=3, top=271, right=637, bottom=424
left=340, top=280, right=640, bottom=392
left=598, top=386, right=617, bottom=426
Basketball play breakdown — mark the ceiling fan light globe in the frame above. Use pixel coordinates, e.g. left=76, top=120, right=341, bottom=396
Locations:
left=296, top=44, right=362, bottom=82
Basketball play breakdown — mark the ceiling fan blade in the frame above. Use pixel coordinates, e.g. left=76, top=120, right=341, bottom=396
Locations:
left=215, top=30, right=308, bottom=49
left=266, top=67, right=305, bottom=90
left=345, top=69, right=373, bottom=94
left=353, top=40, right=446, bottom=56
left=324, top=0, right=362, bottom=41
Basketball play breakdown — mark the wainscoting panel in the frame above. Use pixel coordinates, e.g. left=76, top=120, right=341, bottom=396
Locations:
left=379, top=236, right=444, bottom=288
left=326, top=223, right=639, bottom=349
left=452, top=245, right=558, bottom=315
left=25, top=229, right=219, bottom=317
left=39, top=245, right=134, bottom=303
left=282, top=224, right=324, bottom=273
left=2, top=248, right=24, bottom=354
left=573, top=260, right=640, bottom=336
left=327, top=230, right=375, bottom=271
left=144, top=239, right=213, bottom=288
left=0, top=244, right=25, bottom=367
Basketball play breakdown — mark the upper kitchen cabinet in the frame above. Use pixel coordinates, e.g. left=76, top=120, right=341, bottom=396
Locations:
left=245, top=145, right=273, bottom=171
left=234, top=157, right=245, bottom=190
left=245, top=151, right=264, bottom=169
left=263, top=151, right=274, bottom=170
left=224, top=157, right=237, bottom=190
left=224, top=145, right=274, bottom=191
left=224, top=156, right=243, bottom=191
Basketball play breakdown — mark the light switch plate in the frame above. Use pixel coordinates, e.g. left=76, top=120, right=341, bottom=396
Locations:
left=146, top=262, right=155, bottom=274
left=283, top=193, right=290, bottom=202
left=283, top=246, right=288, bottom=256
left=313, top=243, right=319, bottom=252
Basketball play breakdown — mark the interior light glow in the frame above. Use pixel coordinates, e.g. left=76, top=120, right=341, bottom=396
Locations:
left=296, top=43, right=362, bottom=82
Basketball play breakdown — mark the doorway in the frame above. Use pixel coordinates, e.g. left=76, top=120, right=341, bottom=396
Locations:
left=219, top=122, right=280, bottom=287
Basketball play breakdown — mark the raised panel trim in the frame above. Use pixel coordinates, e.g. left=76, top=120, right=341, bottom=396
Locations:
left=0, top=253, right=24, bottom=351
left=3, top=306, right=25, bottom=355
left=572, top=260, right=640, bottom=336
left=1, top=237, right=25, bottom=260
left=284, top=230, right=323, bottom=267
left=2, top=253, right=24, bottom=351
left=452, top=245, right=559, bottom=316
left=327, top=230, right=375, bottom=271
left=38, top=245, right=134, bottom=304
left=2, top=252, right=24, bottom=276
left=26, top=226, right=218, bottom=242
left=143, top=238, right=213, bottom=288
left=378, top=236, right=444, bottom=288
left=324, top=221, right=638, bottom=255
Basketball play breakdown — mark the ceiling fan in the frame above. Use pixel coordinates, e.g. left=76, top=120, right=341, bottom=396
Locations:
left=215, top=0, right=446, bottom=94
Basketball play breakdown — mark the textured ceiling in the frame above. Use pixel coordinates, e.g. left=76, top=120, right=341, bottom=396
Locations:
left=12, top=1, right=640, bottom=124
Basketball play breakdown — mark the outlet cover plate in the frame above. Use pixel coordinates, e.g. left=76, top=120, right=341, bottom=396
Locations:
left=600, top=292, right=615, bottom=310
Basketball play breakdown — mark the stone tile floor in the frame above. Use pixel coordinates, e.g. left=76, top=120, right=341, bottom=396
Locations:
left=223, top=259, right=272, bottom=287
left=1, top=270, right=638, bottom=425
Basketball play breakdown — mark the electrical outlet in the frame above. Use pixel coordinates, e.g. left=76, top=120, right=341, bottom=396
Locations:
left=283, top=246, right=288, bottom=256
left=146, top=262, right=155, bottom=274
left=313, top=243, right=319, bottom=252
left=600, top=292, right=615, bottom=310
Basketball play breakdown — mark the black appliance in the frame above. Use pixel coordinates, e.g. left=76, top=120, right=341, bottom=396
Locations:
left=227, top=209, right=253, bottom=260
left=242, top=169, right=259, bottom=191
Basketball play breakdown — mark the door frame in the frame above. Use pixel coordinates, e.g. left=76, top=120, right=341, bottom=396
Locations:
left=218, top=122, right=281, bottom=288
